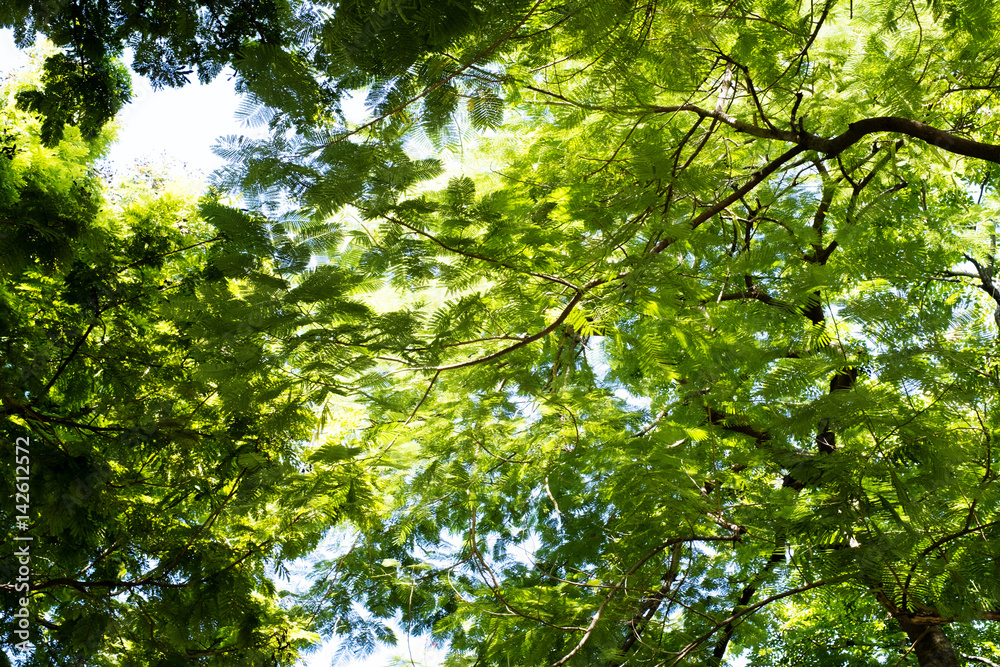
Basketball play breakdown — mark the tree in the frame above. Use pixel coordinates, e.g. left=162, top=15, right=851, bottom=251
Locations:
left=8, top=0, right=1000, bottom=664
left=207, top=0, right=1000, bottom=665
left=0, top=66, right=367, bottom=665
left=0, top=0, right=530, bottom=146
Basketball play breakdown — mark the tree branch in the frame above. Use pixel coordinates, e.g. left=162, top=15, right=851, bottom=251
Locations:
left=374, top=209, right=581, bottom=291
left=614, top=542, right=684, bottom=663
left=705, top=406, right=771, bottom=443
left=412, top=290, right=585, bottom=372
left=549, top=535, right=746, bottom=667
left=711, top=543, right=786, bottom=664
left=650, top=144, right=807, bottom=254
left=38, top=320, right=97, bottom=399
left=671, top=574, right=854, bottom=666
left=646, top=105, right=1000, bottom=164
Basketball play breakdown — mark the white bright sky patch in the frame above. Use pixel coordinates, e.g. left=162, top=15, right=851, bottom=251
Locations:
left=1, top=29, right=251, bottom=176
left=0, top=30, right=28, bottom=72
left=111, top=64, right=249, bottom=176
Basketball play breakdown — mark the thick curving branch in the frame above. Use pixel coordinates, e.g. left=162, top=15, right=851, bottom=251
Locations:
left=649, top=105, right=1000, bottom=164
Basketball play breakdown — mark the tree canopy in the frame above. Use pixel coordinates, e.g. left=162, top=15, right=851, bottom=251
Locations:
left=6, top=0, right=1000, bottom=666
left=0, top=63, right=343, bottom=665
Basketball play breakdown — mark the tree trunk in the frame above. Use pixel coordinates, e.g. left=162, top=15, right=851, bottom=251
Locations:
left=898, top=619, right=960, bottom=667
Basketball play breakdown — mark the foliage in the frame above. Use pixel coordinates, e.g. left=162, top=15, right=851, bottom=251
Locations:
left=0, top=0, right=530, bottom=146
left=0, top=0, right=302, bottom=144
left=8, top=0, right=1000, bottom=665
left=13, top=51, right=131, bottom=147
left=208, top=0, right=1000, bottom=665
left=0, top=72, right=362, bottom=665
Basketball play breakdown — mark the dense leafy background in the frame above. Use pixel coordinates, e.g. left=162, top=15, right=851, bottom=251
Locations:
left=5, top=0, right=1000, bottom=665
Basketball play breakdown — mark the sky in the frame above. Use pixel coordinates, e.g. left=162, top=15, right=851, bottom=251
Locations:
left=1, top=29, right=251, bottom=177
left=0, top=30, right=445, bottom=667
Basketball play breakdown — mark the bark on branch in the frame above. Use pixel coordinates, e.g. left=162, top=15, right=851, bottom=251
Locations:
left=710, top=543, right=786, bottom=664
left=650, top=106, right=1000, bottom=165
